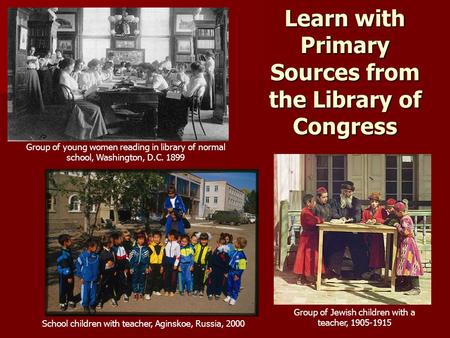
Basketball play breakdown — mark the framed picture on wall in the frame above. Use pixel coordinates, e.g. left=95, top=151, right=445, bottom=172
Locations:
left=19, top=26, right=28, bottom=50
left=176, top=38, right=192, bottom=54
left=115, top=40, right=136, bottom=49
left=175, top=14, right=194, bottom=33
left=56, top=13, right=76, bottom=32
left=58, top=39, right=73, bottom=51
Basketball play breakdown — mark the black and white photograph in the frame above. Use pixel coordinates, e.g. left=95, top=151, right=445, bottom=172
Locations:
left=8, top=8, right=229, bottom=141
left=46, top=170, right=257, bottom=315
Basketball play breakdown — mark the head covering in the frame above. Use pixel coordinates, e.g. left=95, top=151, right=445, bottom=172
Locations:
left=341, top=181, right=355, bottom=191
left=394, top=202, right=406, bottom=212
left=316, top=187, right=328, bottom=195
left=136, top=231, right=146, bottom=239
left=368, top=192, right=381, bottom=201
left=386, top=198, right=397, bottom=207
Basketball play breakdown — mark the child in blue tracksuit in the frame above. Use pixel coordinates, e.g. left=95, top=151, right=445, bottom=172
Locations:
left=224, top=237, right=248, bottom=306
left=57, top=234, right=76, bottom=311
left=129, top=232, right=149, bottom=299
left=179, top=235, right=194, bottom=295
left=207, top=236, right=230, bottom=300
left=76, top=238, right=100, bottom=314
left=164, top=185, right=187, bottom=235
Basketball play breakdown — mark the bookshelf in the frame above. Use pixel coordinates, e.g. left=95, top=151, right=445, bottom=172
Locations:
left=28, top=20, right=56, bottom=56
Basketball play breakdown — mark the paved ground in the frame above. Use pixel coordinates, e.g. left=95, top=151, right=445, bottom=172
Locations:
left=46, top=221, right=255, bottom=315
left=274, top=270, right=431, bottom=305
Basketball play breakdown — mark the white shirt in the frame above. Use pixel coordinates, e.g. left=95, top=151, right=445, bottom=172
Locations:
left=148, top=73, right=169, bottom=91
left=170, top=197, right=176, bottom=208
left=164, top=240, right=181, bottom=267
left=59, top=71, right=83, bottom=100
left=183, top=73, right=207, bottom=98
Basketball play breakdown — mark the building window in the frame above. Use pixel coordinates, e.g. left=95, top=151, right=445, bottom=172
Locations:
left=206, top=197, right=210, bottom=203
left=90, top=204, right=97, bottom=213
left=140, top=8, right=170, bottom=62
left=47, top=193, right=55, bottom=212
left=386, top=155, right=415, bottom=202
left=316, top=155, right=347, bottom=199
left=190, top=183, right=200, bottom=199
left=214, top=197, right=218, bottom=204
left=214, top=185, right=218, bottom=192
left=206, top=185, right=210, bottom=192
left=68, top=195, right=81, bottom=212
left=176, top=177, right=189, bottom=195
left=82, top=8, right=111, bottom=62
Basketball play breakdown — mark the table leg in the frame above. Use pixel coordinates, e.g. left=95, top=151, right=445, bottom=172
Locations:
left=153, top=108, right=158, bottom=138
left=317, top=229, right=324, bottom=291
left=391, top=231, right=398, bottom=292
left=384, top=233, right=390, bottom=284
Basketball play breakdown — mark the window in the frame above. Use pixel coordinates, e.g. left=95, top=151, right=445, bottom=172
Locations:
left=386, top=155, right=415, bottom=202
left=90, top=204, right=97, bottom=213
left=176, top=177, right=189, bottom=195
left=206, top=197, right=210, bottom=203
left=47, top=193, right=55, bottom=212
left=140, top=8, right=170, bottom=62
left=68, top=195, right=81, bottom=212
left=214, top=185, right=218, bottom=192
left=82, top=8, right=111, bottom=62
left=206, top=185, right=210, bottom=192
left=316, top=155, right=347, bottom=199
left=190, top=183, right=200, bottom=199
left=214, top=197, right=218, bottom=204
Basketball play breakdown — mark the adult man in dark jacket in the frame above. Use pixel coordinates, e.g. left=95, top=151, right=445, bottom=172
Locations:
left=328, top=181, right=368, bottom=279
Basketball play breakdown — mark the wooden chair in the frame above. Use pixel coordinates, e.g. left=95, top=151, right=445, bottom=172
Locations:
left=189, top=86, right=206, bottom=140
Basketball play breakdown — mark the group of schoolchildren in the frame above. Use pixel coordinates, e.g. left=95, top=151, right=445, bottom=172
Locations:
left=294, top=186, right=424, bottom=296
left=56, top=229, right=248, bottom=314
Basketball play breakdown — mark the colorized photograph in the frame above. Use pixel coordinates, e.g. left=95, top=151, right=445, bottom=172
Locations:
left=274, top=154, right=431, bottom=305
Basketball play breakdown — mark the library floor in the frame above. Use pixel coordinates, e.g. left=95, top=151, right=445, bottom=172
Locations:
left=8, top=109, right=229, bottom=142
left=274, top=270, right=431, bottom=305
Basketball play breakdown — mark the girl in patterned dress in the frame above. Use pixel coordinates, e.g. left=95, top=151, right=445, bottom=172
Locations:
left=394, top=202, right=423, bottom=295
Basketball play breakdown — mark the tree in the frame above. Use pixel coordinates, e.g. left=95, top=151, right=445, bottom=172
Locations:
left=244, top=189, right=257, bottom=214
left=48, top=171, right=164, bottom=234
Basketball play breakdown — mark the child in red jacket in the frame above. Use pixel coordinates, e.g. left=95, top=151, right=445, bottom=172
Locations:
left=293, top=194, right=324, bottom=285
left=362, top=192, right=388, bottom=281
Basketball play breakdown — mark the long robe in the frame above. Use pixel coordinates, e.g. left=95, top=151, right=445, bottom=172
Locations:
left=362, top=207, right=388, bottom=269
left=396, top=215, right=423, bottom=276
left=293, top=207, right=324, bottom=277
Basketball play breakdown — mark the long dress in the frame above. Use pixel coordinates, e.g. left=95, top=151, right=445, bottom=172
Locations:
left=395, top=215, right=423, bottom=276
left=25, top=56, right=45, bottom=113
left=38, top=57, right=54, bottom=105
left=362, top=207, right=388, bottom=269
left=293, top=207, right=325, bottom=277
left=202, top=57, right=215, bottom=110
left=59, top=71, right=107, bottom=140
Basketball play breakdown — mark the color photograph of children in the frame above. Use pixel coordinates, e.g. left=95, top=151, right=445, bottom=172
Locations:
left=46, top=170, right=257, bottom=314
left=274, top=154, right=431, bottom=305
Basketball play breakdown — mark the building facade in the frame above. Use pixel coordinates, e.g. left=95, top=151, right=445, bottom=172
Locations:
left=47, top=171, right=205, bottom=231
left=204, top=180, right=245, bottom=214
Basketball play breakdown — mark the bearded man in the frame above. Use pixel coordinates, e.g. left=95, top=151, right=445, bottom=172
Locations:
left=327, top=181, right=368, bottom=279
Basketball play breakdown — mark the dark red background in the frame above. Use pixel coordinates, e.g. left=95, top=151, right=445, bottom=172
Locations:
left=1, top=0, right=448, bottom=336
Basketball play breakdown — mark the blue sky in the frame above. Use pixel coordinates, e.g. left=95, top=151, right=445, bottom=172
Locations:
left=192, top=172, right=257, bottom=191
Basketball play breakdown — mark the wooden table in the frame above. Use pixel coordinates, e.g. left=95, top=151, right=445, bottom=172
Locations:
left=316, top=222, right=398, bottom=292
left=97, top=89, right=160, bottom=137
